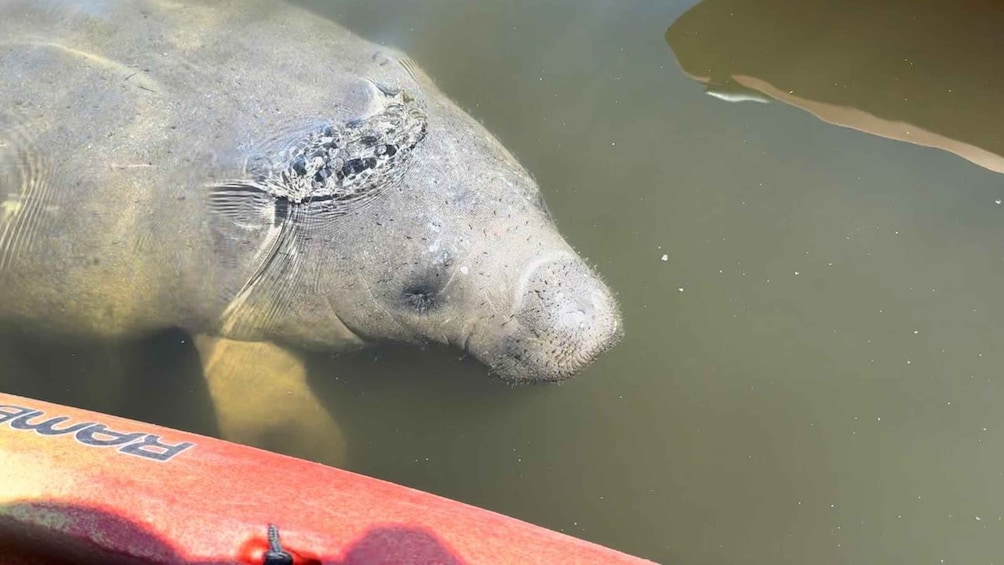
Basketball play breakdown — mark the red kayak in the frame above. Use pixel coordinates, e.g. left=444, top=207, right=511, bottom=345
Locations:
left=0, top=393, right=653, bottom=564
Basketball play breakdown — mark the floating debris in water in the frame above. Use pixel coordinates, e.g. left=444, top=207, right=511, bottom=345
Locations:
left=660, top=254, right=668, bottom=261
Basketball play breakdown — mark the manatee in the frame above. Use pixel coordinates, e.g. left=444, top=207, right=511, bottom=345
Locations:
left=0, top=0, right=622, bottom=463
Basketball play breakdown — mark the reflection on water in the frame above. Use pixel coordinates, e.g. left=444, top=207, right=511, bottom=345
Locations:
left=667, top=0, right=1004, bottom=174
left=3, top=0, right=1004, bottom=563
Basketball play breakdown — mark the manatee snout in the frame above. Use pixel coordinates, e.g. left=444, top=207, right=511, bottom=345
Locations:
left=473, top=255, right=622, bottom=383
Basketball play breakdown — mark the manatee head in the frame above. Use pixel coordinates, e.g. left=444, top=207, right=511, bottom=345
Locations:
left=214, top=55, right=622, bottom=383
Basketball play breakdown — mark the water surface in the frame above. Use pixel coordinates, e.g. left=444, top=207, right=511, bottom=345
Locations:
left=4, top=0, right=1004, bottom=562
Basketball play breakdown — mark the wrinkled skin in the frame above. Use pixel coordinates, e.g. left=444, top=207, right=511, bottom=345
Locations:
left=0, top=0, right=621, bottom=450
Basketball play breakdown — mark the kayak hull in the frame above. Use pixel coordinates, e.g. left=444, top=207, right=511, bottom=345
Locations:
left=0, top=393, right=652, bottom=564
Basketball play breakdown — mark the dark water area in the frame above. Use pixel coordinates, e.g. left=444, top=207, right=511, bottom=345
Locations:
left=2, top=0, right=1004, bottom=563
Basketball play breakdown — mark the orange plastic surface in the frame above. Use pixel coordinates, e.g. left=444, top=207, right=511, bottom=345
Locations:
left=0, top=393, right=653, bottom=564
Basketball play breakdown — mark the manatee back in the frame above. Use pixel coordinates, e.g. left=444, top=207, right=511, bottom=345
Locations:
left=0, top=0, right=398, bottom=337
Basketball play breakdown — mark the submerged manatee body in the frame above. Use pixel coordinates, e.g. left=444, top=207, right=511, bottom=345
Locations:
left=0, top=0, right=622, bottom=384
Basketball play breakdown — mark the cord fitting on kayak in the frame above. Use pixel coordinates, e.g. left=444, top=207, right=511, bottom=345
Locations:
left=262, top=524, right=294, bottom=565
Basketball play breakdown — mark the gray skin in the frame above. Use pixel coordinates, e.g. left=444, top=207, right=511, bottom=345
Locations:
left=0, top=0, right=622, bottom=385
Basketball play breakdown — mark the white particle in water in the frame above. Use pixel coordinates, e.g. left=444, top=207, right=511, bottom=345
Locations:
left=794, top=271, right=800, bottom=275
left=996, top=200, right=1002, bottom=205
left=678, top=287, right=684, bottom=292
left=661, top=254, right=668, bottom=261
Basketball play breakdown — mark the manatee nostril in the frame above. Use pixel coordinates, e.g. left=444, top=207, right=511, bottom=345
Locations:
left=499, top=258, right=622, bottom=373
left=451, top=255, right=623, bottom=382
left=560, top=308, right=587, bottom=329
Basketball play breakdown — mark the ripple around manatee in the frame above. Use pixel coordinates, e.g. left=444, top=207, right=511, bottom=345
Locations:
left=0, top=113, right=56, bottom=272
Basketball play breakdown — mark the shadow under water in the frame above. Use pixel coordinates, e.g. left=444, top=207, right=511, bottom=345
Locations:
left=0, top=327, right=219, bottom=439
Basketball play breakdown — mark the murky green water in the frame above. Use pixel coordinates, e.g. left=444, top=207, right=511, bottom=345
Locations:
left=3, top=0, right=1004, bottom=562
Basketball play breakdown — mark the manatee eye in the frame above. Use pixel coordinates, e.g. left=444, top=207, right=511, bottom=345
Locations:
left=401, top=268, right=450, bottom=314
left=403, top=284, right=437, bottom=314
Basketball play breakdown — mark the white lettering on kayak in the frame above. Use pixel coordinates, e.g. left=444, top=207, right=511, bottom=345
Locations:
left=0, top=404, right=194, bottom=462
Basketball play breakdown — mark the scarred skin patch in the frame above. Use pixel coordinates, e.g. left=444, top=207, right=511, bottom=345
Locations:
left=258, top=83, right=427, bottom=205
left=212, top=81, right=427, bottom=218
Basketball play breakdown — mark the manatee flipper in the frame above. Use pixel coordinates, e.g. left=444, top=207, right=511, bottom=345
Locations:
left=0, top=334, right=128, bottom=414
left=194, top=335, right=346, bottom=467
